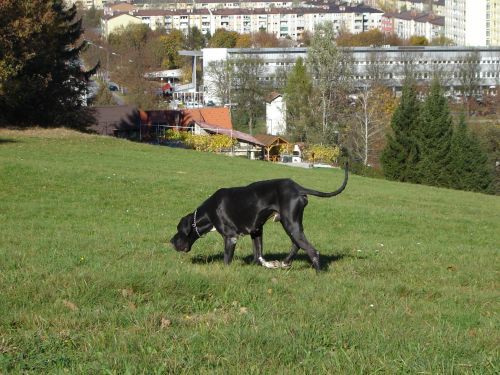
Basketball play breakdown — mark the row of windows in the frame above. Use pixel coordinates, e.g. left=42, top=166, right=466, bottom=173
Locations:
left=351, top=71, right=500, bottom=80
left=353, top=59, right=500, bottom=65
left=251, top=72, right=500, bottom=82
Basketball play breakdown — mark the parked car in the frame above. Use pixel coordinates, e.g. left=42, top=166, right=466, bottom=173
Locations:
left=186, top=101, right=200, bottom=108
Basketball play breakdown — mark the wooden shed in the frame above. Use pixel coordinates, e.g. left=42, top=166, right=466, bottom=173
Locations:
left=254, top=134, right=290, bottom=161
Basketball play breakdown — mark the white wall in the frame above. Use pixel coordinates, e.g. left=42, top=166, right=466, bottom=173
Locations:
left=465, top=0, right=487, bottom=46
left=266, top=96, right=286, bottom=135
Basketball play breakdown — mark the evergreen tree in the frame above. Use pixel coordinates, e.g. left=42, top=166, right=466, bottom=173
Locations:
left=417, top=78, right=454, bottom=187
left=0, top=0, right=97, bottom=127
left=283, top=57, right=313, bottom=141
left=449, top=113, right=493, bottom=193
left=381, top=79, right=421, bottom=182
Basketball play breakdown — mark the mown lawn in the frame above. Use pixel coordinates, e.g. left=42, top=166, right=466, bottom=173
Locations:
left=0, top=129, right=498, bottom=374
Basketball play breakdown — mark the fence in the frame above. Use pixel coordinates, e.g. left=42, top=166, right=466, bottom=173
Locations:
left=139, top=124, right=261, bottom=159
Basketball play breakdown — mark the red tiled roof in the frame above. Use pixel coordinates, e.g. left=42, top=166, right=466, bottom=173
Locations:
left=266, top=91, right=282, bottom=103
left=181, top=107, right=233, bottom=130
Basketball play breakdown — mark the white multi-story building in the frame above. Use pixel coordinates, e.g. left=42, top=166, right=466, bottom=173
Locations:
left=202, top=46, right=500, bottom=103
left=65, top=0, right=109, bottom=9
left=445, top=0, right=490, bottom=46
left=490, top=0, right=500, bottom=45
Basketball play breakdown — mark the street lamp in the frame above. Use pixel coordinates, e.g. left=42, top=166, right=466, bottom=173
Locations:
left=111, top=52, right=123, bottom=67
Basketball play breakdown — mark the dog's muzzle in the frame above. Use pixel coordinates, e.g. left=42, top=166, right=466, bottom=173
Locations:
left=170, top=236, right=191, bottom=252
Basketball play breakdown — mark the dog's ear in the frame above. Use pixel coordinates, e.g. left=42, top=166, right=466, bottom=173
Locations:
left=178, top=213, right=193, bottom=236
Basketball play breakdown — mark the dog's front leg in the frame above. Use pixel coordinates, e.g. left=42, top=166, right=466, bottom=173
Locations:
left=251, top=229, right=264, bottom=265
left=223, top=236, right=237, bottom=265
left=251, top=230, right=282, bottom=269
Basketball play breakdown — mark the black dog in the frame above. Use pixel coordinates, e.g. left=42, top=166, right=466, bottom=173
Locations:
left=170, top=164, right=348, bottom=271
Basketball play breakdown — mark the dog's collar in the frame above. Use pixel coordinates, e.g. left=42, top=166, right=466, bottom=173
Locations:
left=192, top=209, right=202, bottom=238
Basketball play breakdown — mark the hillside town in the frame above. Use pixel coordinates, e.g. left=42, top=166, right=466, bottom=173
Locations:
left=1, top=4, right=499, bottom=371
left=2, top=1, right=499, bottom=193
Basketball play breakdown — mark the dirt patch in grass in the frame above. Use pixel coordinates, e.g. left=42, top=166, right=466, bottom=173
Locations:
left=0, top=127, right=94, bottom=139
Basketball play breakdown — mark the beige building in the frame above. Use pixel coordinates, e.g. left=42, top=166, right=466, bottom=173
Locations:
left=101, top=13, right=143, bottom=38
left=383, top=11, right=444, bottom=41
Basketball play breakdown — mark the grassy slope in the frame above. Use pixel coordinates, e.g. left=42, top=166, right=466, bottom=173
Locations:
left=0, top=129, right=498, bottom=374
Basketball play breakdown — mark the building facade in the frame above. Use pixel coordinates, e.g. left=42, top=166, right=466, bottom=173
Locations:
left=444, top=0, right=492, bottom=46
left=491, top=0, right=500, bottom=45
left=265, top=93, right=286, bottom=135
left=65, top=0, right=109, bottom=9
left=101, top=13, right=143, bottom=37
left=382, top=11, right=444, bottom=41
left=202, top=46, right=500, bottom=103
left=101, top=5, right=384, bottom=39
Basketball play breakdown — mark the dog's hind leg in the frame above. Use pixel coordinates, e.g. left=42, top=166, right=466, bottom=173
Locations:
left=282, top=243, right=299, bottom=267
left=223, top=236, right=237, bottom=265
left=280, top=202, right=321, bottom=272
left=286, top=231, right=321, bottom=272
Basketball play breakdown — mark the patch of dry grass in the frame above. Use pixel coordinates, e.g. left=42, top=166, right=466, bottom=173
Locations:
left=0, top=127, right=94, bottom=139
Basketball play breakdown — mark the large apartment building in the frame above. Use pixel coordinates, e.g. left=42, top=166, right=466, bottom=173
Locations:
left=202, top=46, right=500, bottom=103
left=382, top=11, right=444, bottom=41
left=444, top=0, right=500, bottom=46
left=65, top=0, right=109, bottom=9
left=101, top=5, right=384, bottom=40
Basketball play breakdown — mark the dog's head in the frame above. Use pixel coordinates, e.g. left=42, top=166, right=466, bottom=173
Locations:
left=170, top=213, right=197, bottom=252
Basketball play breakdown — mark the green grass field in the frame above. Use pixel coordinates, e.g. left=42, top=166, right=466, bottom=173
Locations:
left=0, top=129, right=498, bottom=374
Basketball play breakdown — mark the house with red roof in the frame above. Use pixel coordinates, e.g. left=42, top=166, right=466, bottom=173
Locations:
left=91, top=106, right=264, bottom=158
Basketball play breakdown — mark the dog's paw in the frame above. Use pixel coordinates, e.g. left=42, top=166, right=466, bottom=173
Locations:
left=280, top=261, right=292, bottom=269
left=261, top=260, right=281, bottom=269
left=260, top=259, right=292, bottom=269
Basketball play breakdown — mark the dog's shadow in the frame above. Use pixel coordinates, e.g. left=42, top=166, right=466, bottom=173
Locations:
left=190, top=252, right=350, bottom=271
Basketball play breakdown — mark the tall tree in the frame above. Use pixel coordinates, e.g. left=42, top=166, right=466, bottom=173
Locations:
left=416, top=78, right=454, bottom=186
left=283, top=57, right=313, bottom=142
left=307, top=22, right=353, bottom=144
left=153, top=29, right=185, bottom=69
left=0, top=0, right=97, bottom=127
left=381, top=79, right=421, bottom=182
left=208, top=29, right=239, bottom=48
left=348, top=85, right=395, bottom=167
left=185, top=26, right=206, bottom=50
left=449, top=114, right=493, bottom=193
left=232, top=55, right=267, bottom=135
left=459, top=50, right=481, bottom=114
left=204, top=59, right=235, bottom=106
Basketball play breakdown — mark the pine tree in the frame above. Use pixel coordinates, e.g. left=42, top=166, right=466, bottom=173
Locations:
left=381, top=79, right=421, bottom=182
left=283, top=57, right=313, bottom=142
left=417, top=78, right=454, bottom=187
left=0, top=0, right=97, bottom=127
left=449, top=114, right=493, bottom=193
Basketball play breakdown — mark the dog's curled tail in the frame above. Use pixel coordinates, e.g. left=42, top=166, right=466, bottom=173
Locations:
left=300, top=162, right=349, bottom=198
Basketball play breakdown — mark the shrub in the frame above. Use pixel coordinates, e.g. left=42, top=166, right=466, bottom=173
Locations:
left=303, top=144, right=340, bottom=164
left=164, top=130, right=235, bottom=153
